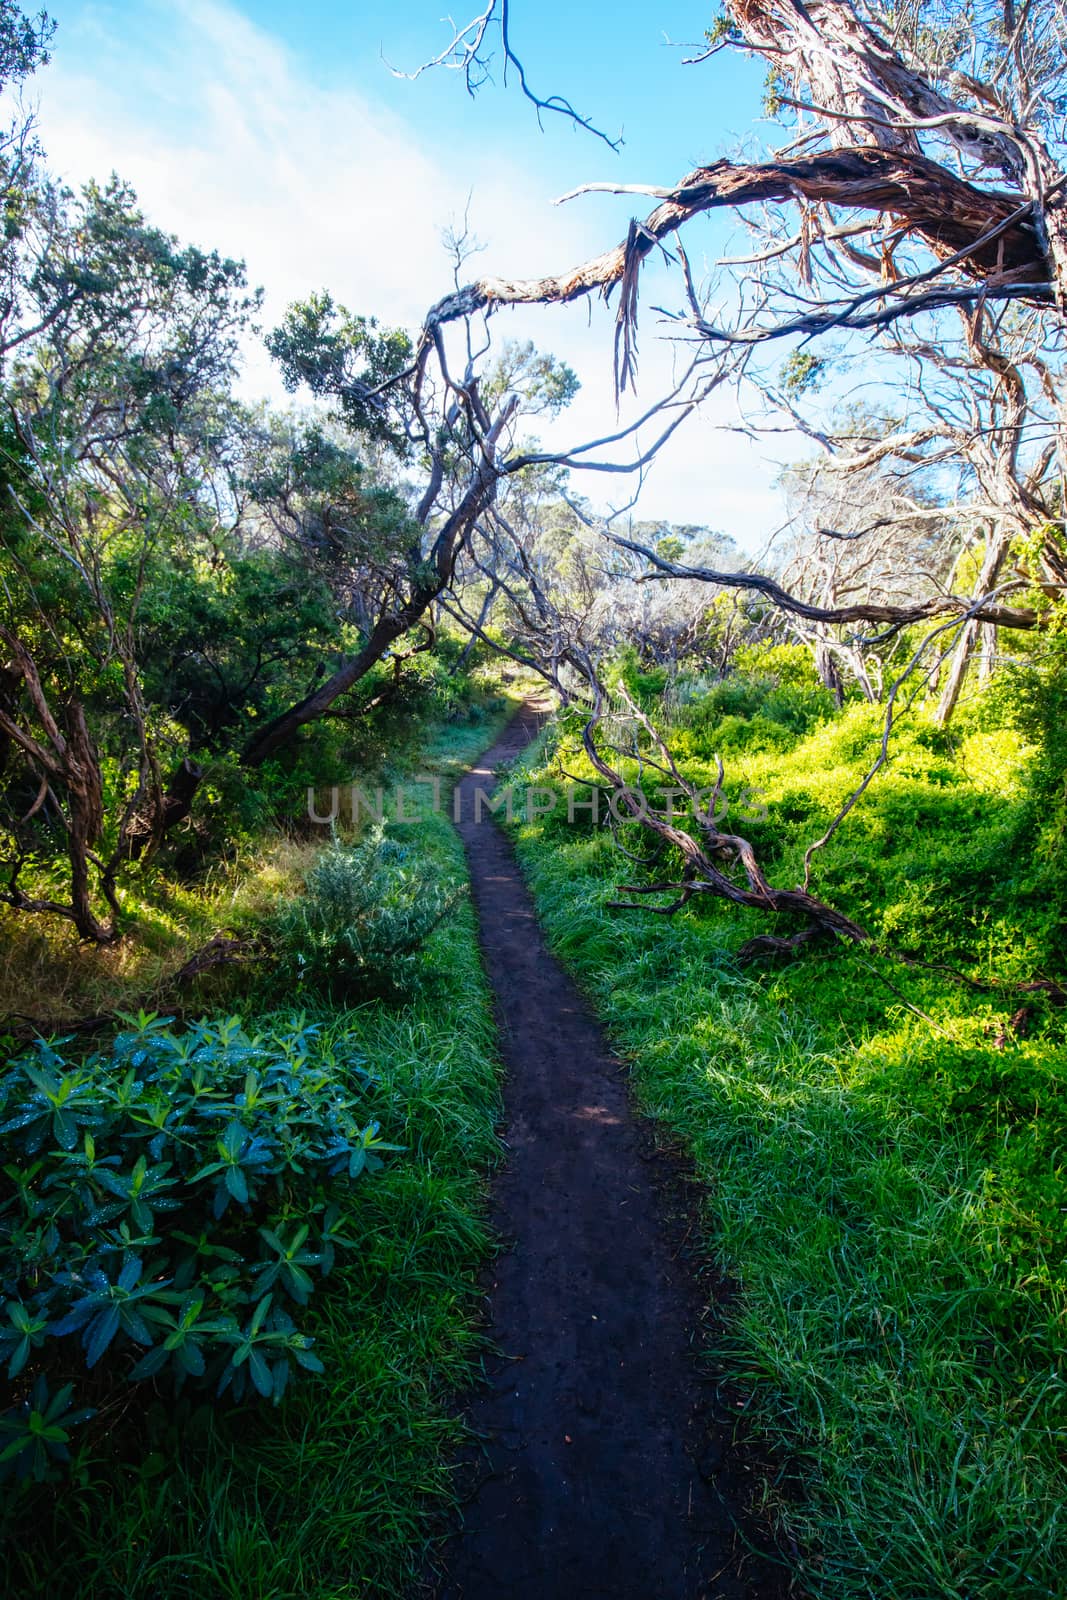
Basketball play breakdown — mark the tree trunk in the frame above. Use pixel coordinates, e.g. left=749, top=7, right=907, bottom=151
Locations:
left=241, top=407, right=515, bottom=766
left=935, top=531, right=1009, bottom=727
left=123, top=756, right=205, bottom=859
left=61, top=703, right=115, bottom=944
left=813, top=635, right=845, bottom=707
left=934, top=619, right=978, bottom=727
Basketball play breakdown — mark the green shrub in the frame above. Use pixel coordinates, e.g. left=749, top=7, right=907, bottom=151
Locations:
left=0, top=1374, right=96, bottom=1486
left=732, top=640, right=825, bottom=686
left=989, top=640, right=1067, bottom=964
left=760, top=682, right=834, bottom=736
left=674, top=666, right=832, bottom=746
left=0, top=1012, right=396, bottom=1477
left=273, top=826, right=463, bottom=999
left=710, top=712, right=795, bottom=753
left=677, top=676, right=768, bottom=726
left=612, top=646, right=670, bottom=705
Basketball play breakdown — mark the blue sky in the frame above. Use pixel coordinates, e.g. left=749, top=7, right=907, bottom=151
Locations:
left=29, top=1, right=797, bottom=545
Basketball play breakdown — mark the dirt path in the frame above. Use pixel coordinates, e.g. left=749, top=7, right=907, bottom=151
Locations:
left=436, top=705, right=789, bottom=1600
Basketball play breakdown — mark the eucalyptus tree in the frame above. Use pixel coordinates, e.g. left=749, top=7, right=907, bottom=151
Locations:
left=240, top=300, right=725, bottom=764
left=378, top=0, right=1067, bottom=953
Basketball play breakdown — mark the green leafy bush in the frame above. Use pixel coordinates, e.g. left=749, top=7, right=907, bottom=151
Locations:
left=990, top=639, right=1067, bottom=964
left=675, top=665, right=832, bottom=744
left=732, top=639, right=825, bottom=687
left=611, top=645, right=671, bottom=705
left=706, top=712, right=795, bottom=753
left=273, top=826, right=462, bottom=999
left=0, top=1375, right=95, bottom=1485
left=677, top=676, right=767, bottom=725
left=0, top=1012, right=396, bottom=1476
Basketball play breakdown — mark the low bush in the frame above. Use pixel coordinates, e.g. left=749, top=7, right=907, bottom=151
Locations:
left=271, top=824, right=463, bottom=1000
left=674, top=655, right=834, bottom=747
left=0, top=1012, right=395, bottom=1481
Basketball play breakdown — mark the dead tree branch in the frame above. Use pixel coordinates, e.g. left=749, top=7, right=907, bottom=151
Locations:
left=564, top=652, right=868, bottom=960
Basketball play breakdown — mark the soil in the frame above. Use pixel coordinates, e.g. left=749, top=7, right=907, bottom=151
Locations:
left=434, top=704, right=793, bottom=1600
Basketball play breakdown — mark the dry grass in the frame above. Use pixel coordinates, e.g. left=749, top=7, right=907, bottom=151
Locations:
left=0, top=834, right=323, bottom=1027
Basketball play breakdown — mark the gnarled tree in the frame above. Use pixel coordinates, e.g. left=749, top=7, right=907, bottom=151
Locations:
left=409, top=0, right=1067, bottom=636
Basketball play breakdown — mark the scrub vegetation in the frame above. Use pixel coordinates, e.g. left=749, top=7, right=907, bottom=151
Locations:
left=2, top=699, right=514, bottom=1599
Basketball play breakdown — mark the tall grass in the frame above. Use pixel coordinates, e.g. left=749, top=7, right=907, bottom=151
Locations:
left=509, top=689, right=1067, bottom=1599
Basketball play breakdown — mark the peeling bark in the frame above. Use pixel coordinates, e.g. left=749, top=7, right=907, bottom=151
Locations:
left=935, top=530, right=1011, bottom=726
left=425, top=148, right=1051, bottom=341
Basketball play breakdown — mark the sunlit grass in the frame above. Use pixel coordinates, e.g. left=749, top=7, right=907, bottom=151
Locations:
left=508, top=691, right=1067, bottom=1600
left=0, top=680, right=528, bottom=1029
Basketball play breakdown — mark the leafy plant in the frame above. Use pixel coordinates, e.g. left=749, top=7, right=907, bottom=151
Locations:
left=0, top=1375, right=94, bottom=1484
left=272, top=826, right=463, bottom=999
left=0, top=1012, right=399, bottom=1439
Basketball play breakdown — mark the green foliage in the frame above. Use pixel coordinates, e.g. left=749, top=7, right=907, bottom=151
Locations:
left=18, top=172, right=256, bottom=378
left=483, top=338, right=580, bottom=418
left=0, top=786, right=507, bottom=1599
left=266, top=291, right=413, bottom=445
left=779, top=349, right=826, bottom=395
left=271, top=826, right=463, bottom=1000
left=241, top=415, right=419, bottom=587
left=703, top=711, right=796, bottom=753
left=0, top=1013, right=396, bottom=1449
left=0, top=1375, right=93, bottom=1485
left=992, top=636, right=1067, bottom=962
left=612, top=645, right=670, bottom=704
left=674, top=648, right=834, bottom=750
left=132, top=542, right=336, bottom=752
left=510, top=667, right=1067, bottom=1598
left=0, top=141, right=485, bottom=939
left=0, top=2, right=54, bottom=91
left=861, top=1029, right=1067, bottom=1280
left=705, top=12, right=741, bottom=48
left=732, top=639, right=827, bottom=686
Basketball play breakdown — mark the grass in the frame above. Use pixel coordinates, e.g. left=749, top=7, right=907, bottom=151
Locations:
left=1, top=696, right=519, bottom=1599
left=507, top=669, right=1067, bottom=1600
left=0, top=672, right=521, bottom=1027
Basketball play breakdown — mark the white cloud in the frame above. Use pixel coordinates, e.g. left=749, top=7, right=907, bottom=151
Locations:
left=33, top=0, right=792, bottom=545
left=36, top=1, right=600, bottom=343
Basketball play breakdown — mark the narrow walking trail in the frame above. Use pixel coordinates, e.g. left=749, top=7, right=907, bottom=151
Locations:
left=435, top=706, right=789, bottom=1600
